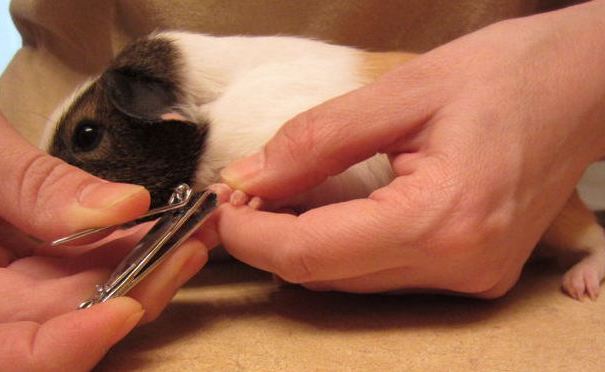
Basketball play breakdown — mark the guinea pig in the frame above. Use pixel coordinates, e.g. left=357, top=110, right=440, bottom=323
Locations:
left=39, top=32, right=404, bottom=210
left=40, top=31, right=605, bottom=300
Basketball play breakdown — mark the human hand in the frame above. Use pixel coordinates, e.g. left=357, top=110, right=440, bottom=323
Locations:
left=0, top=113, right=208, bottom=370
left=217, top=2, right=605, bottom=298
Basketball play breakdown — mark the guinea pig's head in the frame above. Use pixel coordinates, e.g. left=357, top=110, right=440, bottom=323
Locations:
left=43, top=37, right=208, bottom=208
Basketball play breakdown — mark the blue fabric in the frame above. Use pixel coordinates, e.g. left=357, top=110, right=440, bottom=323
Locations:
left=0, top=0, right=20, bottom=73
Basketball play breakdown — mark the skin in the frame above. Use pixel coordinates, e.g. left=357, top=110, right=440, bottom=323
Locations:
left=0, top=113, right=209, bottom=371
left=218, top=1, right=605, bottom=298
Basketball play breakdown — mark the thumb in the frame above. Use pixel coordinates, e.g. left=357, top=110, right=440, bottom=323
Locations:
left=220, top=65, right=437, bottom=199
left=0, top=297, right=144, bottom=371
left=0, top=113, right=150, bottom=241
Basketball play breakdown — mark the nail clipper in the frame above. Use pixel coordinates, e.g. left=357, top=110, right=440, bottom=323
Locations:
left=51, top=184, right=217, bottom=309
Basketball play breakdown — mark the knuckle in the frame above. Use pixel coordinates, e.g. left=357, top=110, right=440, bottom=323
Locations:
left=433, top=196, right=510, bottom=259
left=477, top=266, right=522, bottom=299
left=436, top=238, right=513, bottom=295
left=461, top=268, right=506, bottom=295
left=426, top=223, right=513, bottom=295
left=277, top=110, right=323, bottom=164
left=438, top=223, right=490, bottom=257
left=478, top=283, right=514, bottom=299
left=18, top=154, right=77, bottom=220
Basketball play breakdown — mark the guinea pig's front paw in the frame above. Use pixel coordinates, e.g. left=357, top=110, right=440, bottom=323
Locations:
left=230, top=189, right=264, bottom=210
left=207, top=183, right=234, bottom=204
left=207, top=183, right=264, bottom=210
left=561, top=252, right=605, bottom=301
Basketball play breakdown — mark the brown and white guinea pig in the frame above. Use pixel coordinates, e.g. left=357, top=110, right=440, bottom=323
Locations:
left=39, top=31, right=405, bottom=210
left=40, top=31, right=605, bottom=300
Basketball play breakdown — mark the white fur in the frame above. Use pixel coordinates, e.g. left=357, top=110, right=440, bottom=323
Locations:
left=44, top=32, right=394, bottom=209
left=165, top=32, right=393, bottom=208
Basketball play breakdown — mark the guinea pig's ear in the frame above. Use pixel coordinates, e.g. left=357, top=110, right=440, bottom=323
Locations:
left=101, top=69, right=178, bottom=121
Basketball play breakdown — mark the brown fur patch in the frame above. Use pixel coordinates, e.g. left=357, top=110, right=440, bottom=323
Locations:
left=360, top=51, right=417, bottom=82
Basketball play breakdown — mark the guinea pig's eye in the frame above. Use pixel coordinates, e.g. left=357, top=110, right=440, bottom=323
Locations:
left=73, top=120, right=104, bottom=152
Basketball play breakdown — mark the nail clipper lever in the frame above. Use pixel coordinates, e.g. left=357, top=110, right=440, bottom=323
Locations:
left=53, top=184, right=217, bottom=309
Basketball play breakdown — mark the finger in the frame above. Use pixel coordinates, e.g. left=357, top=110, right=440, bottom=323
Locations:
left=0, top=112, right=150, bottom=242
left=0, top=268, right=110, bottom=322
left=0, top=219, right=42, bottom=260
left=127, top=238, right=208, bottom=323
left=217, top=195, right=428, bottom=284
left=221, top=60, right=441, bottom=199
left=3, top=237, right=206, bottom=323
left=4, top=231, right=153, bottom=323
left=7, top=230, right=151, bottom=280
left=0, top=297, right=143, bottom=372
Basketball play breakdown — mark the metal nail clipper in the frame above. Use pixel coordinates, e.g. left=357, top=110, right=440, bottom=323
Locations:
left=51, top=184, right=217, bottom=309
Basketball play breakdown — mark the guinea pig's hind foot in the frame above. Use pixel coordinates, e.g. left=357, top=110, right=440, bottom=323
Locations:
left=561, top=248, right=605, bottom=301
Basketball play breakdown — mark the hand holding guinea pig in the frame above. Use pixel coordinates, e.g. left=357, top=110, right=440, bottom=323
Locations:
left=0, top=112, right=208, bottom=369
left=217, top=2, right=605, bottom=297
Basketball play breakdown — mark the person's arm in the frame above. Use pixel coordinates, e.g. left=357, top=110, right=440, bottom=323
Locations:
left=217, top=0, right=605, bottom=297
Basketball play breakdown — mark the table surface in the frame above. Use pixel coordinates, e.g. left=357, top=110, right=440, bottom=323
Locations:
left=95, top=258, right=605, bottom=372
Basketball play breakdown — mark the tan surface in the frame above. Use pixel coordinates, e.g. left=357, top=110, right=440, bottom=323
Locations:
left=96, top=260, right=604, bottom=371
left=1, top=0, right=584, bottom=144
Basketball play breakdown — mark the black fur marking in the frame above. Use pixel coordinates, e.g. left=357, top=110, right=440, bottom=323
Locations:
left=103, top=69, right=179, bottom=121
left=101, top=37, right=184, bottom=121
left=49, top=36, right=207, bottom=208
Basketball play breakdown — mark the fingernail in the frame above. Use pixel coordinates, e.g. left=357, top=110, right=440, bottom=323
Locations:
left=78, top=181, right=146, bottom=209
left=220, top=152, right=264, bottom=188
